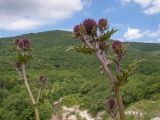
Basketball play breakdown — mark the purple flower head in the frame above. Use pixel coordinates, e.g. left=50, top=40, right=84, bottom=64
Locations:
left=112, top=40, right=126, bottom=61
left=23, top=39, right=31, bottom=48
left=83, top=18, right=97, bottom=35
left=15, top=38, right=31, bottom=51
left=105, top=98, right=116, bottom=110
left=73, top=24, right=81, bottom=37
left=39, top=75, right=47, bottom=83
left=98, top=18, right=108, bottom=32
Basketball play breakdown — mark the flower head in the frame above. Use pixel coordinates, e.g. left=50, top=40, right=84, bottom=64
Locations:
left=105, top=98, right=116, bottom=110
left=112, top=40, right=126, bottom=61
left=73, top=24, right=81, bottom=37
left=39, top=75, right=47, bottom=82
left=15, top=38, right=31, bottom=51
left=83, top=18, right=97, bottom=35
left=98, top=18, right=108, bottom=32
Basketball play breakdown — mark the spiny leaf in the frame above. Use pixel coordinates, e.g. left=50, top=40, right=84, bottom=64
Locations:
left=116, top=59, right=146, bottom=85
left=75, top=46, right=95, bottom=55
left=66, top=45, right=95, bottom=55
left=101, top=28, right=118, bottom=41
left=65, top=46, right=75, bottom=52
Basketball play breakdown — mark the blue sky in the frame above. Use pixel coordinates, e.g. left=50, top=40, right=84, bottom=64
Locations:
left=0, top=0, right=160, bottom=43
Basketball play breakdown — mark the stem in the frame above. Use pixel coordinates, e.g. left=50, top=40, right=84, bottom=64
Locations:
left=82, top=36, right=116, bottom=84
left=37, top=87, right=41, bottom=103
left=112, top=115, right=116, bottom=120
left=95, top=52, right=116, bottom=84
left=82, top=35, right=125, bottom=119
left=114, top=86, right=125, bottom=120
left=22, top=64, right=40, bottom=120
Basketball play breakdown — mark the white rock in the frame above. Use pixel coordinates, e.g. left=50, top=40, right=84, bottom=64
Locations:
left=68, top=115, right=77, bottom=120
left=151, top=117, right=160, bottom=120
left=125, top=110, right=143, bottom=117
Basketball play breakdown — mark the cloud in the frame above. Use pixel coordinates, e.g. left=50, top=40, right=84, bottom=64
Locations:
left=82, top=0, right=92, bottom=7
left=123, top=26, right=160, bottom=43
left=121, top=0, right=160, bottom=15
left=0, top=0, right=88, bottom=31
left=124, top=27, right=144, bottom=40
left=103, top=7, right=114, bottom=14
left=143, top=0, right=160, bottom=15
left=147, top=25, right=160, bottom=38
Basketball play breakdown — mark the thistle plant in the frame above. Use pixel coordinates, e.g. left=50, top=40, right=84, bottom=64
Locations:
left=105, top=98, right=117, bottom=120
left=13, top=38, right=46, bottom=120
left=68, top=18, right=144, bottom=120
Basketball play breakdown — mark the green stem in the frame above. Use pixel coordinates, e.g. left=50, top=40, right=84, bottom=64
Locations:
left=22, top=64, right=40, bottom=120
left=37, top=87, right=41, bottom=103
left=114, top=86, right=125, bottom=120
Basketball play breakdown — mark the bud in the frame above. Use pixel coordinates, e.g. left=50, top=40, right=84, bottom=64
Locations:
left=83, top=18, right=97, bottom=35
left=105, top=98, right=116, bottom=110
left=15, top=38, right=31, bottom=51
left=98, top=18, right=108, bottom=32
left=39, top=75, right=47, bottom=83
left=73, top=24, right=81, bottom=37
left=23, top=39, right=31, bottom=48
left=112, top=40, right=126, bottom=61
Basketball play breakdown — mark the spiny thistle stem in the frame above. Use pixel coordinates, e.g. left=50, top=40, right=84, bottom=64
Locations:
left=82, top=35, right=125, bottom=120
left=37, top=87, right=42, bottom=103
left=114, top=86, right=125, bottom=120
left=82, top=35, right=116, bottom=84
left=22, top=64, right=40, bottom=120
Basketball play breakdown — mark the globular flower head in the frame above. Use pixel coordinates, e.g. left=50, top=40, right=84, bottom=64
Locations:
left=105, top=98, right=116, bottom=110
left=39, top=75, right=47, bottom=83
left=73, top=24, right=81, bottom=37
left=15, top=61, right=22, bottom=71
left=98, top=18, right=108, bottom=32
left=15, top=38, right=31, bottom=51
left=83, top=18, right=97, bottom=35
left=112, top=40, right=126, bottom=61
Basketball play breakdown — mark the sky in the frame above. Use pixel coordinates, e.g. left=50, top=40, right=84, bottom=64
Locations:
left=0, top=0, right=160, bottom=43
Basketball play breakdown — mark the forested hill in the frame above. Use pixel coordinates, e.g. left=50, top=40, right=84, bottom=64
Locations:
left=0, top=30, right=160, bottom=119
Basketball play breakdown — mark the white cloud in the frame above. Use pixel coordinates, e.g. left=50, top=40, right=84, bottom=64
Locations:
left=103, top=7, right=114, bottom=14
left=123, top=25, right=160, bottom=43
left=124, top=27, right=144, bottom=40
left=147, top=25, right=160, bottom=38
left=143, top=0, right=160, bottom=14
left=82, top=0, right=92, bottom=7
left=121, top=0, right=160, bottom=15
left=0, top=0, right=88, bottom=31
left=121, top=0, right=151, bottom=6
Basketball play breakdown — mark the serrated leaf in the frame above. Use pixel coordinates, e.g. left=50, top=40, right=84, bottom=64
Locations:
left=116, top=59, right=146, bottom=85
left=75, top=46, right=95, bottom=55
left=66, top=45, right=95, bottom=55
left=101, top=29, right=118, bottom=41
left=65, top=46, right=75, bottom=52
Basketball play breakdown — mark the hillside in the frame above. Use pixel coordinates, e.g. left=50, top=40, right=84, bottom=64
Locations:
left=0, top=30, right=160, bottom=120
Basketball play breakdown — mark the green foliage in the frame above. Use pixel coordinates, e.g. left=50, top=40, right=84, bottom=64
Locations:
left=116, top=59, right=146, bottom=85
left=0, top=30, right=160, bottom=119
left=67, top=45, right=95, bottom=55
left=126, top=100, right=160, bottom=119
left=100, top=28, right=118, bottom=41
